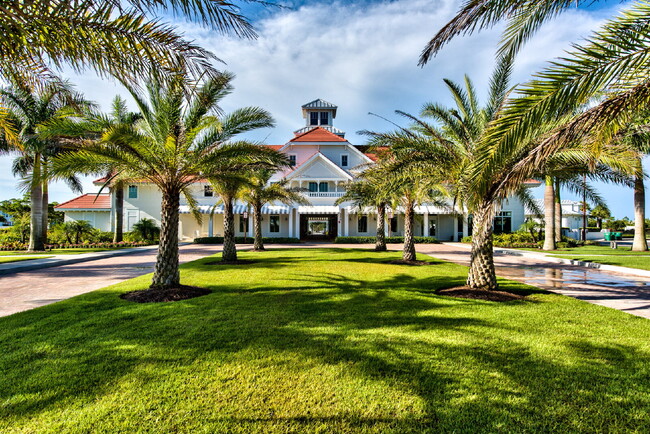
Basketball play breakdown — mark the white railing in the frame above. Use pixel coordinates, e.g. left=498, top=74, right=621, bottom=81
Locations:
left=305, top=192, right=344, bottom=198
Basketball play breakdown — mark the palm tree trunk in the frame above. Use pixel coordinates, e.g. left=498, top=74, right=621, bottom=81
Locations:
left=554, top=179, right=561, bottom=243
left=113, top=181, right=124, bottom=243
left=28, top=153, right=45, bottom=251
left=467, top=204, right=498, bottom=291
left=222, top=196, right=237, bottom=261
left=41, top=179, right=49, bottom=243
left=403, top=202, right=416, bottom=261
left=253, top=202, right=264, bottom=251
left=543, top=176, right=556, bottom=251
left=151, top=186, right=180, bottom=289
left=375, top=203, right=386, bottom=252
left=632, top=169, right=648, bottom=251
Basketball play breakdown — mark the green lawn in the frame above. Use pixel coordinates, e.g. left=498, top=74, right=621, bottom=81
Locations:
left=0, top=256, right=52, bottom=264
left=1, top=248, right=649, bottom=432
left=0, top=247, right=140, bottom=256
left=543, top=246, right=650, bottom=271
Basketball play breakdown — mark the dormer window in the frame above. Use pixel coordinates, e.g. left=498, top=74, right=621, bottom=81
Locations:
left=204, top=185, right=213, bottom=197
left=341, top=154, right=349, bottom=167
left=310, top=112, right=318, bottom=126
left=320, top=112, right=329, bottom=125
left=289, top=154, right=297, bottom=167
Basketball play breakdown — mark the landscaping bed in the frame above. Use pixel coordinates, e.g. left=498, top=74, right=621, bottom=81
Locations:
left=1, top=248, right=649, bottom=432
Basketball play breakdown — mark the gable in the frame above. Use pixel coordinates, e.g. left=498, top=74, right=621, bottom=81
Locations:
left=287, top=153, right=353, bottom=180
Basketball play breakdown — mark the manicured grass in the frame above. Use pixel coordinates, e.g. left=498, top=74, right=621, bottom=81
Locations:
left=1, top=248, right=649, bottom=432
left=0, top=256, right=52, bottom=264
left=550, top=245, right=650, bottom=256
left=0, top=247, right=140, bottom=256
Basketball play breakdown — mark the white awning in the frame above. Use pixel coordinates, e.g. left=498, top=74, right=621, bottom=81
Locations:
left=298, top=205, right=340, bottom=214
left=261, top=204, right=291, bottom=214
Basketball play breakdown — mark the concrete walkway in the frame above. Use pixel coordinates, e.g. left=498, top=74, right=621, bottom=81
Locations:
left=2, top=242, right=650, bottom=320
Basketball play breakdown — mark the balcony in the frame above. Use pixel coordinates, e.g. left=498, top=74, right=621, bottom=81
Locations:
left=305, top=192, right=344, bottom=198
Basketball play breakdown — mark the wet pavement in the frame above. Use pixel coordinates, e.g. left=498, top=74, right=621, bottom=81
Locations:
left=416, top=243, right=650, bottom=320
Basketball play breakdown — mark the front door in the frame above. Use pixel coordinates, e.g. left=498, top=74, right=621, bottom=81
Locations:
left=300, top=214, right=338, bottom=241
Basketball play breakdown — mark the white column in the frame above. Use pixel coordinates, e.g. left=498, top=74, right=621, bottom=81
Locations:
left=296, top=209, right=301, bottom=239
left=463, top=215, right=469, bottom=238
left=248, top=212, right=253, bottom=237
left=423, top=212, right=429, bottom=237
left=208, top=215, right=214, bottom=237
left=344, top=209, right=349, bottom=236
left=453, top=215, right=459, bottom=242
left=288, top=208, right=293, bottom=238
left=338, top=210, right=343, bottom=236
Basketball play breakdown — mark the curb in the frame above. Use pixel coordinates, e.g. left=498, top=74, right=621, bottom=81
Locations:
left=0, top=244, right=161, bottom=276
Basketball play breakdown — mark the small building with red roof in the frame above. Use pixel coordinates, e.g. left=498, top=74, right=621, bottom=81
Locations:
left=55, top=193, right=112, bottom=231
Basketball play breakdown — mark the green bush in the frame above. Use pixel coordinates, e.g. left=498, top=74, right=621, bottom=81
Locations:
left=334, top=236, right=440, bottom=244
left=194, top=237, right=301, bottom=244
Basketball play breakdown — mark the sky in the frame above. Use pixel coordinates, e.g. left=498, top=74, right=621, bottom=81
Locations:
left=0, top=0, right=645, bottom=218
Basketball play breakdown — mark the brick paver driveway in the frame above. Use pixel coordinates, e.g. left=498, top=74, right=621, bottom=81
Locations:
left=0, top=244, right=222, bottom=317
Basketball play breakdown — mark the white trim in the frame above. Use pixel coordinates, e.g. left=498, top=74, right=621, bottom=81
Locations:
left=340, top=152, right=350, bottom=168
left=286, top=153, right=353, bottom=181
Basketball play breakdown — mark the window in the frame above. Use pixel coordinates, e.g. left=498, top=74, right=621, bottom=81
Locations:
left=358, top=215, right=368, bottom=233
left=310, top=112, right=319, bottom=126
left=308, top=182, right=318, bottom=192
left=239, top=216, right=248, bottom=232
left=318, top=182, right=328, bottom=192
left=390, top=216, right=398, bottom=233
left=289, top=154, right=297, bottom=167
left=128, top=185, right=138, bottom=199
left=428, top=217, right=437, bottom=236
left=341, top=154, right=348, bottom=167
left=320, top=111, right=329, bottom=125
left=493, top=211, right=512, bottom=234
left=204, top=185, right=213, bottom=197
left=270, top=215, right=280, bottom=233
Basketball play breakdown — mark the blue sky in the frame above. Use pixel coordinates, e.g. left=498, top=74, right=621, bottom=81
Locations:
left=0, top=0, right=645, bottom=219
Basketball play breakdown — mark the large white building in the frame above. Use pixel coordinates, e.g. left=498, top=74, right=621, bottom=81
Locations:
left=57, top=99, right=538, bottom=241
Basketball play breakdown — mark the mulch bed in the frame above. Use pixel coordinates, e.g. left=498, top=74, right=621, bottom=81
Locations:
left=204, top=260, right=256, bottom=266
left=387, top=259, right=435, bottom=266
left=120, top=285, right=211, bottom=303
left=437, top=286, right=525, bottom=302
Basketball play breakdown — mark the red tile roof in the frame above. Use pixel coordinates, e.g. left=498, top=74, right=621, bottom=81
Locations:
left=266, top=145, right=283, bottom=150
left=55, top=194, right=111, bottom=210
left=290, top=127, right=347, bottom=142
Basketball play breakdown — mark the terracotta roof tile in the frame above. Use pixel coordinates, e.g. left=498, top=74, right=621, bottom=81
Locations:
left=290, top=127, right=347, bottom=142
left=55, top=193, right=111, bottom=210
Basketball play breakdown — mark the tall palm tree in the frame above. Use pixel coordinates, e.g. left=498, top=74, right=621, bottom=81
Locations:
left=335, top=173, right=391, bottom=252
left=0, top=76, right=88, bottom=250
left=241, top=169, right=308, bottom=252
left=210, top=173, right=250, bottom=262
left=421, top=1, right=650, bottom=252
left=361, top=131, right=452, bottom=262
left=53, top=72, right=283, bottom=290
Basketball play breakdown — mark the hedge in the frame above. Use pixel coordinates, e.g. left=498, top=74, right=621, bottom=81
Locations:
left=334, top=236, right=440, bottom=244
left=0, top=241, right=154, bottom=251
left=194, top=237, right=301, bottom=244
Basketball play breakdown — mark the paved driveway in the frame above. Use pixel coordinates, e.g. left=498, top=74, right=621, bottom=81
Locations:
left=0, top=244, right=222, bottom=317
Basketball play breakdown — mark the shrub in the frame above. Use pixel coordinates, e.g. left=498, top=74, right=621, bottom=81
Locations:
left=334, top=236, right=440, bottom=244
left=194, top=237, right=301, bottom=244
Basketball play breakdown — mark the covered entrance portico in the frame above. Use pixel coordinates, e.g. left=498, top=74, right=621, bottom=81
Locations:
left=300, top=214, right=338, bottom=241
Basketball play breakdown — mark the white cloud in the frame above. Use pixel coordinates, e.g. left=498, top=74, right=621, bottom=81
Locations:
left=2, top=0, right=641, bottom=215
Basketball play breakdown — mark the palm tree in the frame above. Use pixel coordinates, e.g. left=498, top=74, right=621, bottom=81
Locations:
left=241, top=169, right=308, bottom=252
left=335, top=174, right=390, bottom=252
left=0, top=0, right=261, bottom=86
left=210, top=173, right=250, bottom=262
left=421, top=1, right=650, bottom=252
left=132, top=218, right=160, bottom=242
left=0, top=76, right=88, bottom=251
left=361, top=131, right=452, bottom=262
left=53, top=72, right=283, bottom=290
